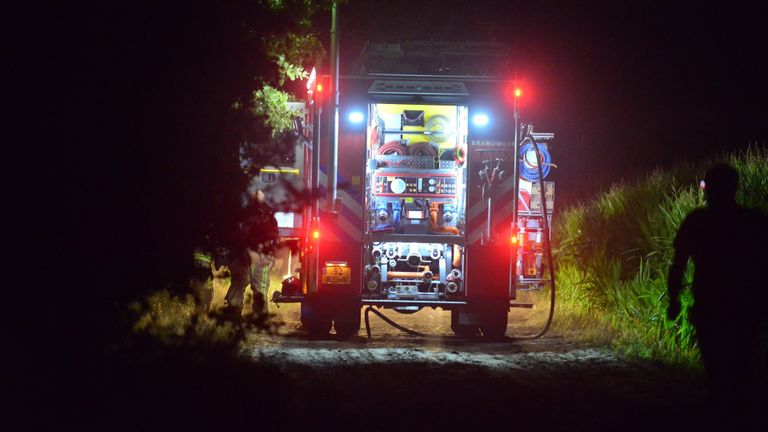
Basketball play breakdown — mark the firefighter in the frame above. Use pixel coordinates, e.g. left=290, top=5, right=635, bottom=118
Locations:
left=191, top=246, right=214, bottom=312
left=224, top=188, right=279, bottom=324
left=667, top=163, right=768, bottom=421
left=190, top=232, right=232, bottom=313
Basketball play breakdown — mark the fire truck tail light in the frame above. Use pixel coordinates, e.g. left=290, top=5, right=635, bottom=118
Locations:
left=515, top=87, right=523, bottom=98
left=316, top=83, right=324, bottom=92
left=313, top=230, right=320, bottom=240
left=510, top=235, right=518, bottom=245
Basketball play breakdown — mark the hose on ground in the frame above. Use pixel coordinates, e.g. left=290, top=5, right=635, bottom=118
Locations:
left=514, top=129, right=556, bottom=340
left=364, top=306, right=429, bottom=338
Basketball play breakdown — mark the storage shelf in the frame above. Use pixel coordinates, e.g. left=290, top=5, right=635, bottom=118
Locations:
left=367, top=232, right=465, bottom=245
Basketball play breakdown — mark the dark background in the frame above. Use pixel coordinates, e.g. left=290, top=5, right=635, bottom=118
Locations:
left=9, top=1, right=767, bottom=423
left=15, top=0, right=767, bottom=249
left=342, top=0, right=767, bottom=203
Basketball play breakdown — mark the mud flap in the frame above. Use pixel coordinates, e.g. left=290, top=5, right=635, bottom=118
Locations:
left=451, top=308, right=480, bottom=337
left=301, top=298, right=332, bottom=337
left=479, top=300, right=509, bottom=339
left=453, top=300, right=508, bottom=339
left=301, top=296, right=361, bottom=338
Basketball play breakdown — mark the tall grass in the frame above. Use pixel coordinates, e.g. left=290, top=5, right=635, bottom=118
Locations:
left=552, top=146, right=768, bottom=365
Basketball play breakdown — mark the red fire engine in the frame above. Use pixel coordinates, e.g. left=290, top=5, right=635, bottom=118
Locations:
left=271, top=42, right=555, bottom=338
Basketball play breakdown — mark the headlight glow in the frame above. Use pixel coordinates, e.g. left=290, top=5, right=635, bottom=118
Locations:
left=348, top=111, right=364, bottom=123
left=472, top=113, right=489, bottom=127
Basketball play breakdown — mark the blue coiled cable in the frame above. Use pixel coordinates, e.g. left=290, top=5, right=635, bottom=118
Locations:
left=519, top=139, right=552, bottom=182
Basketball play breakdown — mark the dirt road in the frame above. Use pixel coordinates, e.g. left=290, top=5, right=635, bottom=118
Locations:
left=237, top=303, right=719, bottom=431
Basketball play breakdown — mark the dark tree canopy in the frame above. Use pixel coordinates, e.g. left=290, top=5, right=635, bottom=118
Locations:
left=14, top=1, right=329, bottom=370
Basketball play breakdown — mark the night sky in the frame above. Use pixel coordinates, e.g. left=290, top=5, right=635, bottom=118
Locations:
left=342, top=0, right=768, bottom=202
left=19, top=1, right=767, bottom=206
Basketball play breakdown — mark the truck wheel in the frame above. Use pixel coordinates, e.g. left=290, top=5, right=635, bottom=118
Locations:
left=450, top=310, right=479, bottom=338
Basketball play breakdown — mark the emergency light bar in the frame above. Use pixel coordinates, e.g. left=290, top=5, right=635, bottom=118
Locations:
left=348, top=111, right=364, bottom=123
left=368, top=80, right=469, bottom=96
left=472, top=113, right=489, bottom=126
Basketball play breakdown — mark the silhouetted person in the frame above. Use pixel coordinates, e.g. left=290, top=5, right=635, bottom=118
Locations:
left=668, top=163, right=768, bottom=424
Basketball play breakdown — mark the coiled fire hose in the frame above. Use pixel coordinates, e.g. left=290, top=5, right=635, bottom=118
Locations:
left=519, top=140, right=555, bottom=182
left=408, top=141, right=438, bottom=157
left=379, top=140, right=407, bottom=155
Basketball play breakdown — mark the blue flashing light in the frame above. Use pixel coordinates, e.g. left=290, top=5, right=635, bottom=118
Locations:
left=348, top=111, right=364, bottom=123
left=472, top=113, right=489, bottom=127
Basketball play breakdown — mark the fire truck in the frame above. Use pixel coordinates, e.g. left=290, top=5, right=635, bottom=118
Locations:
left=270, top=42, right=555, bottom=338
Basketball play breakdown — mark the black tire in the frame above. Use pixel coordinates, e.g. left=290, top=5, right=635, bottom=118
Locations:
left=450, top=310, right=479, bottom=338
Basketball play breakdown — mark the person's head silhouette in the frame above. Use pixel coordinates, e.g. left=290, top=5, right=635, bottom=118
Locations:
left=704, top=163, right=739, bottom=208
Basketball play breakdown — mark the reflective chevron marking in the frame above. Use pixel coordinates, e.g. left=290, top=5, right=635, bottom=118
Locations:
left=318, top=170, right=363, bottom=242
left=468, top=197, right=515, bottom=244
left=467, top=176, right=516, bottom=221
left=319, top=171, right=363, bottom=216
left=336, top=211, right=363, bottom=241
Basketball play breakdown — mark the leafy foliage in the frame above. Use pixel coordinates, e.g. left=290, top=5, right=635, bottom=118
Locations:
left=251, top=84, right=295, bottom=135
left=266, top=32, right=325, bottom=85
left=131, top=290, right=240, bottom=348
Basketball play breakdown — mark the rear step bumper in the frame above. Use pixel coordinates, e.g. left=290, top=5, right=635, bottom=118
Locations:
left=274, top=296, right=532, bottom=308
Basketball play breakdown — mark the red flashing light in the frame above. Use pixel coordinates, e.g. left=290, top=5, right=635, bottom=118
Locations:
left=504, top=82, right=526, bottom=104
left=315, top=83, right=324, bottom=93
left=511, top=235, right=518, bottom=245
left=312, top=230, right=320, bottom=240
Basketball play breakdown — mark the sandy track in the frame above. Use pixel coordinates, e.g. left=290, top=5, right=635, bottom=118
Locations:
left=235, top=305, right=720, bottom=431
